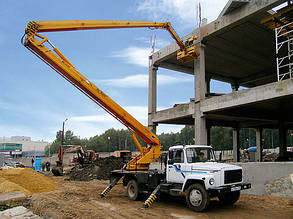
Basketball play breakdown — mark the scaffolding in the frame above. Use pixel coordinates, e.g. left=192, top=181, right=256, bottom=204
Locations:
left=275, top=21, right=293, bottom=81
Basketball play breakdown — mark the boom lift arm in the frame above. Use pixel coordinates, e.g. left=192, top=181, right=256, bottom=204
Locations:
left=24, top=20, right=199, bottom=63
left=22, top=20, right=198, bottom=170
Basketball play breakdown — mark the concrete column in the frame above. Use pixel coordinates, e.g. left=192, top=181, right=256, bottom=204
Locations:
left=207, top=125, right=211, bottom=146
left=233, top=127, right=240, bottom=162
left=194, top=104, right=207, bottom=145
left=279, top=122, right=287, bottom=157
left=231, top=82, right=239, bottom=91
left=206, top=77, right=211, bottom=96
left=148, top=64, right=158, bottom=134
left=256, top=128, right=263, bottom=162
left=194, top=45, right=206, bottom=101
left=194, top=45, right=207, bottom=145
left=148, top=123, right=157, bottom=134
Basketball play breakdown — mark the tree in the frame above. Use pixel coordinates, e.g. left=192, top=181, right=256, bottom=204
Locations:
left=47, top=125, right=290, bottom=156
left=45, top=130, right=86, bottom=156
left=179, top=125, right=194, bottom=145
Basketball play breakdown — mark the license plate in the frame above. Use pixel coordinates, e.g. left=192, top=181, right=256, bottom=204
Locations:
left=231, top=186, right=241, bottom=192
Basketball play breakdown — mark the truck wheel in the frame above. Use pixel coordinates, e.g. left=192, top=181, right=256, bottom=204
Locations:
left=186, top=184, right=210, bottom=212
left=218, top=191, right=240, bottom=205
left=127, top=180, right=140, bottom=201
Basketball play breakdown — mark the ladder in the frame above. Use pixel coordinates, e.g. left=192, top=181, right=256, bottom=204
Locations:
left=275, top=21, right=293, bottom=81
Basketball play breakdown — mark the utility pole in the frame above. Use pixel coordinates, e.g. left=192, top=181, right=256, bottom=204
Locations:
left=108, top=136, right=111, bottom=156
left=61, top=118, right=68, bottom=146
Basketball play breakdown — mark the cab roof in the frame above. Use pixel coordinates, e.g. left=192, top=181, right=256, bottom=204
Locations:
left=169, top=145, right=212, bottom=150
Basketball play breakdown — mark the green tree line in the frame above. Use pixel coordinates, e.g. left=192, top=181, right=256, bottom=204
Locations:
left=45, top=126, right=293, bottom=155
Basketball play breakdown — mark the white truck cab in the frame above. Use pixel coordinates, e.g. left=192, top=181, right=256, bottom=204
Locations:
left=164, top=145, right=251, bottom=211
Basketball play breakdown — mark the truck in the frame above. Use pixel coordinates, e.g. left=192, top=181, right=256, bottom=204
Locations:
left=22, top=19, right=250, bottom=212
left=105, top=145, right=251, bottom=212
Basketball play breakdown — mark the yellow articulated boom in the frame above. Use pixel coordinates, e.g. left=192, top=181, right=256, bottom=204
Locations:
left=23, top=20, right=199, bottom=170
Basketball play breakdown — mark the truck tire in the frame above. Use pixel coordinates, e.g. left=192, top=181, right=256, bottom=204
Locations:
left=186, top=183, right=210, bottom=212
left=218, top=191, right=240, bottom=205
left=127, top=180, right=140, bottom=201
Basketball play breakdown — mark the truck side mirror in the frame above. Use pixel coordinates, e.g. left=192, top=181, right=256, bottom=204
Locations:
left=167, top=159, right=173, bottom=165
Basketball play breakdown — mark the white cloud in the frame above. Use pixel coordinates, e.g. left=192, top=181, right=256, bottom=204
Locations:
left=157, top=124, right=184, bottom=135
left=135, top=36, right=170, bottom=48
left=0, top=99, right=63, bottom=122
left=137, top=0, right=229, bottom=28
left=62, top=106, right=185, bottom=139
left=112, top=46, right=151, bottom=67
left=70, top=106, right=148, bottom=123
left=70, top=115, right=115, bottom=123
left=0, top=125, right=37, bottom=140
left=64, top=106, right=148, bottom=138
left=98, top=74, right=191, bottom=88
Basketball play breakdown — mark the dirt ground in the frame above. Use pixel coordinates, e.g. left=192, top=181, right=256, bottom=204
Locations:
left=5, top=176, right=293, bottom=219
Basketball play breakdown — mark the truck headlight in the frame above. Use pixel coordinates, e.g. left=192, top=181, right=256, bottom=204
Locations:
left=209, top=178, right=215, bottom=185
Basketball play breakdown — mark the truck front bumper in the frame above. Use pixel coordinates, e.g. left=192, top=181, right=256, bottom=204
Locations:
left=211, top=182, right=251, bottom=194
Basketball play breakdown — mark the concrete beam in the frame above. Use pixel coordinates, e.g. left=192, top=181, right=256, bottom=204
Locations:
left=201, top=79, right=293, bottom=113
left=159, top=62, right=194, bottom=75
left=152, top=103, right=194, bottom=123
left=152, top=31, right=197, bottom=65
left=201, top=0, right=286, bottom=41
left=219, top=0, right=251, bottom=17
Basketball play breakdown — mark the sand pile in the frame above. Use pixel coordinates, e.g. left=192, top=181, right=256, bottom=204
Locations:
left=68, top=156, right=124, bottom=181
left=0, top=168, right=58, bottom=195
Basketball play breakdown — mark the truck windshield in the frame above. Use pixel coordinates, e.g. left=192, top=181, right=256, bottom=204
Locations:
left=186, top=148, right=215, bottom=163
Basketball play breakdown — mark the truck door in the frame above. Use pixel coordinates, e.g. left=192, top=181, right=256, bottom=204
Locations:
left=166, top=149, right=186, bottom=183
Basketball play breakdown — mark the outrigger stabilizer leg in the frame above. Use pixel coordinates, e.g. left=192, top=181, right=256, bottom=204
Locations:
left=143, top=184, right=161, bottom=208
left=100, top=176, right=122, bottom=198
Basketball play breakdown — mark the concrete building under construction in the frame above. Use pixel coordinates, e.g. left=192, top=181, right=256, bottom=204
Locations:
left=148, top=0, right=293, bottom=162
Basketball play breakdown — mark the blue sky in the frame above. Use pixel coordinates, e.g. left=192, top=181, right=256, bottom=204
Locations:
left=0, top=0, right=230, bottom=142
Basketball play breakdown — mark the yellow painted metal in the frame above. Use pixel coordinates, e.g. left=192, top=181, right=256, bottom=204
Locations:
left=23, top=20, right=175, bottom=170
left=260, top=4, right=293, bottom=33
left=131, top=134, right=146, bottom=155
left=25, top=20, right=200, bottom=63
left=177, top=36, right=200, bottom=63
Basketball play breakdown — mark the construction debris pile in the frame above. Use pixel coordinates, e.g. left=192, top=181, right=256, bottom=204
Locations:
left=263, top=153, right=279, bottom=162
left=68, top=156, right=124, bottom=181
left=265, top=174, right=293, bottom=199
left=0, top=168, right=58, bottom=195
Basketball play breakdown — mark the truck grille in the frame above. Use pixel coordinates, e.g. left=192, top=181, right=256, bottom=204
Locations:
left=224, top=169, right=242, bottom=184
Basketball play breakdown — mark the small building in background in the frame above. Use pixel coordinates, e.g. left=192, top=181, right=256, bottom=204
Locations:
left=0, top=143, right=22, bottom=158
left=0, top=136, right=48, bottom=157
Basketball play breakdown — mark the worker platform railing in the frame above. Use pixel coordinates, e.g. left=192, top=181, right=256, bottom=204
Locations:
left=275, top=21, right=293, bottom=81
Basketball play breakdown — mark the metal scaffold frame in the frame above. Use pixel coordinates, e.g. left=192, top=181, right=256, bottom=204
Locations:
left=275, top=21, right=293, bottom=81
